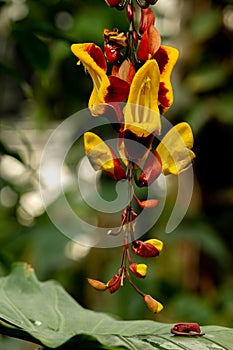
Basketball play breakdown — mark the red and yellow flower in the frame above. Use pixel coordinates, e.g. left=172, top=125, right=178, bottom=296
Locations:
left=72, top=0, right=196, bottom=314
left=71, top=43, right=130, bottom=115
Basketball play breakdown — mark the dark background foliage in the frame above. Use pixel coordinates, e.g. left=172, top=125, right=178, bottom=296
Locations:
left=0, top=0, right=233, bottom=348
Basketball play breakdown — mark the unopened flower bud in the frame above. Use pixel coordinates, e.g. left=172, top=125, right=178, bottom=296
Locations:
left=104, top=44, right=122, bottom=63
left=87, top=278, right=107, bottom=291
left=126, top=3, right=136, bottom=22
left=132, top=239, right=163, bottom=257
left=129, top=263, right=147, bottom=278
left=143, top=294, right=163, bottom=313
left=107, top=274, right=122, bottom=293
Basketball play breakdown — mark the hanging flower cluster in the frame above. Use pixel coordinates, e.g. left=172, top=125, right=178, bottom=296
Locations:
left=71, top=0, right=195, bottom=313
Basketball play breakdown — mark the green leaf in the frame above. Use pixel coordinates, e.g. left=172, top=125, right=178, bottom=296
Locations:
left=0, top=263, right=232, bottom=349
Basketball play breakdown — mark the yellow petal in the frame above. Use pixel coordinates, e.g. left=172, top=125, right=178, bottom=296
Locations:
left=156, top=122, right=196, bottom=175
left=84, top=132, right=115, bottom=172
left=71, top=43, right=110, bottom=113
left=136, top=264, right=147, bottom=277
left=145, top=239, right=163, bottom=252
left=124, top=59, right=161, bottom=136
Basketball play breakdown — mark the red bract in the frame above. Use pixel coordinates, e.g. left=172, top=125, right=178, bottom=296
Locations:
left=137, top=150, right=162, bottom=187
left=139, top=7, right=155, bottom=33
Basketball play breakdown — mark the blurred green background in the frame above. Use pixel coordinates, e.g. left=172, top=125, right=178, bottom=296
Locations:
left=0, top=0, right=233, bottom=348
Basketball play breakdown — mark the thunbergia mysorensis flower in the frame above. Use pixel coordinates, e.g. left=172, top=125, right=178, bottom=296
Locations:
left=71, top=0, right=196, bottom=313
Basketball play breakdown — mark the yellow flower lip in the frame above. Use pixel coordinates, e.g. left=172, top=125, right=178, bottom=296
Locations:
left=124, top=59, right=161, bottom=137
left=154, top=45, right=179, bottom=114
left=156, top=122, right=195, bottom=175
left=71, top=43, right=110, bottom=113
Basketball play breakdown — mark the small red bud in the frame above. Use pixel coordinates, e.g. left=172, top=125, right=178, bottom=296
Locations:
left=104, top=44, right=122, bottom=63
left=132, top=239, right=163, bottom=258
left=107, top=274, right=122, bottom=293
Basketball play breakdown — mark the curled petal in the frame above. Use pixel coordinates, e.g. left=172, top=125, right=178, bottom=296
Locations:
left=143, top=294, right=163, bottom=313
left=71, top=43, right=128, bottom=115
left=129, top=263, right=147, bottom=278
left=132, top=239, right=163, bottom=257
left=71, top=43, right=109, bottom=113
left=155, top=46, right=179, bottom=114
left=84, top=132, right=126, bottom=180
left=156, top=122, right=195, bottom=175
left=124, top=60, right=161, bottom=137
left=103, top=29, right=127, bottom=64
left=103, top=28, right=127, bottom=48
left=87, top=278, right=107, bottom=291
left=148, top=25, right=161, bottom=58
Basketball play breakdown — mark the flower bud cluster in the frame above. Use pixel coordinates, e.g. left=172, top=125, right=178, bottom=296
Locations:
left=87, top=233, right=164, bottom=313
